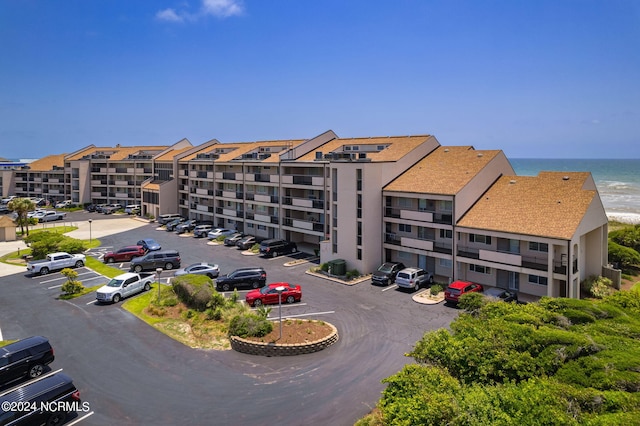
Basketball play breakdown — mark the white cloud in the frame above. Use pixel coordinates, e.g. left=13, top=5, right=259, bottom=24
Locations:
left=156, top=0, right=243, bottom=23
left=201, top=0, right=244, bottom=18
left=155, top=8, right=185, bottom=23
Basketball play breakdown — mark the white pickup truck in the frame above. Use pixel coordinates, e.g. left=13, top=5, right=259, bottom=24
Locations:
left=36, top=210, right=66, bottom=222
left=95, top=272, right=155, bottom=303
left=27, top=252, right=86, bottom=276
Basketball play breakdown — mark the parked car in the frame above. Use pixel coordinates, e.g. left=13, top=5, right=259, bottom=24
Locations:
left=103, top=245, right=146, bottom=263
left=93, top=203, right=108, bottom=213
left=223, top=232, right=246, bottom=246
left=27, top=252, right=86, bottom=276
left=259, top=239, right=298, bottom=258
left=95, top=272, right=155, bottom=303
left=84, top=203, right=97, bottom=212
left=0, top=372, right=82, bottom=426
left=215, top=267, right=266, bottom=291
left=136, top=238, right=161, bottom=252
left=236, top=235, right=259, bottom=250
left=371, top=262, right=406, bottom=286
left=173, top=262, right=220, bottom=279
left=130, top=250, right=181, bottom=272
left=444, top=281, right=484, bottom=304
left=175, top=219, right=199, bottom=234
left=54, top=200, right=73, bottom=209
left=395, top=267, right=434, bottom=291
left=192, top=224, right=213, bottom=238
left=165, top=217, right=186, bottom=231
left=0, top=336, right=55, bottom=385
left=102, top=203, right=123, bottom=214
left=484, top=287, right=518, bottom=303
left=207, top=228, right=238, bottom=240
left=36, top=210, right=66, bottom=222
left=124, top=204, right=141, bottom=215
left=157, top=213, right=182, bottom=225
left=245, top=282, right=302, bottom=307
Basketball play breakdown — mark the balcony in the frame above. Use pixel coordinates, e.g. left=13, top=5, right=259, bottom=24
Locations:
left=281, top=175, right=324, bottom=186
left=283, top=217, right=325, bottom=233
left=282, top=196, right=325, bottom=209
left=254, top=194, right=279, bottom=203
left=457, top=246, right=549, bottom=272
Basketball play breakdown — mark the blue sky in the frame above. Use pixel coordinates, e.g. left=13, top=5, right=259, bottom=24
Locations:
left=1, top=0, right=639, bottom=159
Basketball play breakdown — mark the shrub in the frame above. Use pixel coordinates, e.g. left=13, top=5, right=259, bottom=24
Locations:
left=345, top=269, right=361, bottom=280
left=320, top=263, right=329, bottom=272
left=216, top=235, right=226, bottom=242
left=458, top=292, right=484, bottom=313
left=181, top=309, right=196, bottom=320
left=60, top=268, right=84, bottom=295
left=250, top=243, right=260, bottom=253
left=228, top=313, right=273, bottom=338
left=582, top=276, right=615, bottom=299
left=172, top=275, right=215, bottom=311
left=57, top=238, right=86, bottom=254
left=430, top=284, right=443, bottom=296
left=608, top=240, right=640, bottom=269
left=205, top=307, right=223, bottom=321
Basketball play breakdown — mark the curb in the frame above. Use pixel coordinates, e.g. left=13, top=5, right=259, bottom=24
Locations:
left=230, top=321, right=339, bottom=356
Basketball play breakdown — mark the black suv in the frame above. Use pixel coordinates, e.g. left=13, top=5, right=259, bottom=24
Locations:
left=0, top=372, right=81, bottom=425
left=0, top=336, right=55, bottom=386
left=236, top=236, right=259, bottom=250
left=259, top=239, right=298, bottom=258
left=215, top=267, right=267, bottom=291
left=371, top=262, right=406, bottom=286
left=130, top=250, right=181, bottom=272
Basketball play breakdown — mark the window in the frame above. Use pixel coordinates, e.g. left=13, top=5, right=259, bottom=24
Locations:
left=529, top=242, right=549, bottom=252
left=257, top=225, right=266, bottom=230
left=439, top=259, right=452, bottom=269
left=357, top=194, right=362, bottom=219
left=438, top=200, right=452, bottom=212
left=399, top=223, right=412, bottom=233
left=357, top=221, right=362, bottom=246
left=470, top=234, right=491, bottom=245
left=528, top=275, right=548, bottom=285
left=398, top=197, right=411, bottom=208
left=439, top=229, right=452, bottom=239
left=356, top=169, right=362, bottom=191
left=470, top=264, right=491, bottom=274
left=357, top=248, right=362, bottom=260
left=247, top=223, right=254, bottom=229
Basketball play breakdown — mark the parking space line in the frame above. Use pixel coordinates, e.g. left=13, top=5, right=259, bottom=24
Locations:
left=86, top=300, right=97, bottom=305
left=382, top=285, right=398, bottom=292
left=47, top=284, right=63, bottom=290
left=66, top=411, right=94, bottom=425
left=267, top=310, right=335, bottom=320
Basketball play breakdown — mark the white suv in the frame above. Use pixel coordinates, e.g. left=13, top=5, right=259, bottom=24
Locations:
left=395, top=267, right=434, bottom=291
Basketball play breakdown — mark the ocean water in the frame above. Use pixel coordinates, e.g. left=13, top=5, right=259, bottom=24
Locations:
left=510, top=159, right=640, bottom=223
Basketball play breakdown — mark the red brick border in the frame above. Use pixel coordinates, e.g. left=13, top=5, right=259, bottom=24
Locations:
left=230, top=321, right=339, bottom=356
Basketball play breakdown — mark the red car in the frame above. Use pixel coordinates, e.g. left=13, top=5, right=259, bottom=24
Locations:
left=103, top=245, right=146, bottom=263
left=444, top=280, right=484, bottom=303
left=245, top=282, right=302, bottom=307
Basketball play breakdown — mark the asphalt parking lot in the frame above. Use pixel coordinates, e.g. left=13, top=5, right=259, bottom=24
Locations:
left=0, top=211, right=460, bottom=425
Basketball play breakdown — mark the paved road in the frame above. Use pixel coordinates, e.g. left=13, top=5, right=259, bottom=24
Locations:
left=0, top=212, right=459, bottom=425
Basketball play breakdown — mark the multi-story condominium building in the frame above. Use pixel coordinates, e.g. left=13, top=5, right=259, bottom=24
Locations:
left=2, top=131, right=610, bottom=301
left=382, top=146, right=516, bottom=284
left=0, top=154, right=67, bottom=203
left=456, top=171, right=608, bottom=301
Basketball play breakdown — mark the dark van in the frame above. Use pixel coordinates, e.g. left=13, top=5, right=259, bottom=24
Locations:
left=0, top=337, right=54, bottom=386
left=0, top=372, right=81, bottom=426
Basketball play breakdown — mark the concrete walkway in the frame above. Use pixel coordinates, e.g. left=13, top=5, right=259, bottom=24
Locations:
left=0, top=217, right=149, bottom=277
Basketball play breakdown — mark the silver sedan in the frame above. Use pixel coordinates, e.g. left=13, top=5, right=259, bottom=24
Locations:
left=173, top=262, right=220, bottom=279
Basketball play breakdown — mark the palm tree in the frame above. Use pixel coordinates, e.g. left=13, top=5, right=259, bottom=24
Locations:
left=7, top=197, right=35, bottom=236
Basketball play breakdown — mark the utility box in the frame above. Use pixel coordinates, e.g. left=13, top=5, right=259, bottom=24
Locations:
left=328, top=259, right=346, bottom=276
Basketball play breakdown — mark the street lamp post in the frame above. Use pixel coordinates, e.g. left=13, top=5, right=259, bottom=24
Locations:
left=156, top=268, right=163, bottom=301
left=88, top=219, right=92, bottom=244
left=275, top=286, right=285, bottom=340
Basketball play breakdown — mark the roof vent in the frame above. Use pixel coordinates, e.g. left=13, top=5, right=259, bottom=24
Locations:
left=509, top=180, right=517, bottom=184
left=562, top=176, right=570, bottom=180
left=477, top=153, right=483, bottom=157
left=444, top=148, right=449, bottom=152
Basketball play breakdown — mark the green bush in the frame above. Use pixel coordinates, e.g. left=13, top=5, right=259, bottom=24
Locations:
left=320, top=263, right=329, bottom=272
left=582, top=275, right=615, bottom=299
left=458, top=292, right=485, bottom=313
left=430, top=284, right=443, bottom=296
left=57, top=238, right=86, bottom=254
left=205, top=307, right=223, bottom=321
left=608, top=240, right=640, bottom=269
left=228, top=313, right=273, bottom=338
left=172, top=275, right=215, bottom=311
left=61, top=280, right=84, bottom=295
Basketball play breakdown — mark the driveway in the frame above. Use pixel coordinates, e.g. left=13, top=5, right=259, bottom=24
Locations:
left=0, top=212, right=459, bottom=425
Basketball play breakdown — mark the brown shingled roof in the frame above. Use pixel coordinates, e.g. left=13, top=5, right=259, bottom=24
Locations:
left=24, top=154, right=66, bottom=171
left=296, top=135, right=434, bottom=162
left=457, top=171, right=597, bottom=239
left=384, top=146, right=503, bottom=195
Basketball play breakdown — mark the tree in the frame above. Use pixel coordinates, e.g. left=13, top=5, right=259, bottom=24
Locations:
left=60, top=268, right=84, bottom=295
left=608, top=240, right=640, bottom=269
left=7, top=197, right=35, bottom=236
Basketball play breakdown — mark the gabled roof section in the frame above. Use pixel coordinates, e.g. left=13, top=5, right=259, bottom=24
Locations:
left=215, top=140, right=306, bottom=163
left=66, top=145, right=168, bottom=161
left=296, top=135, right=434, bottom=162
left=384, top=146, right=503, bottom=195
left=23, top=154, right=66, bottom=171
left=155, top=146, right=193, bottom=162
left=457, top=171, right=597, bottom=239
